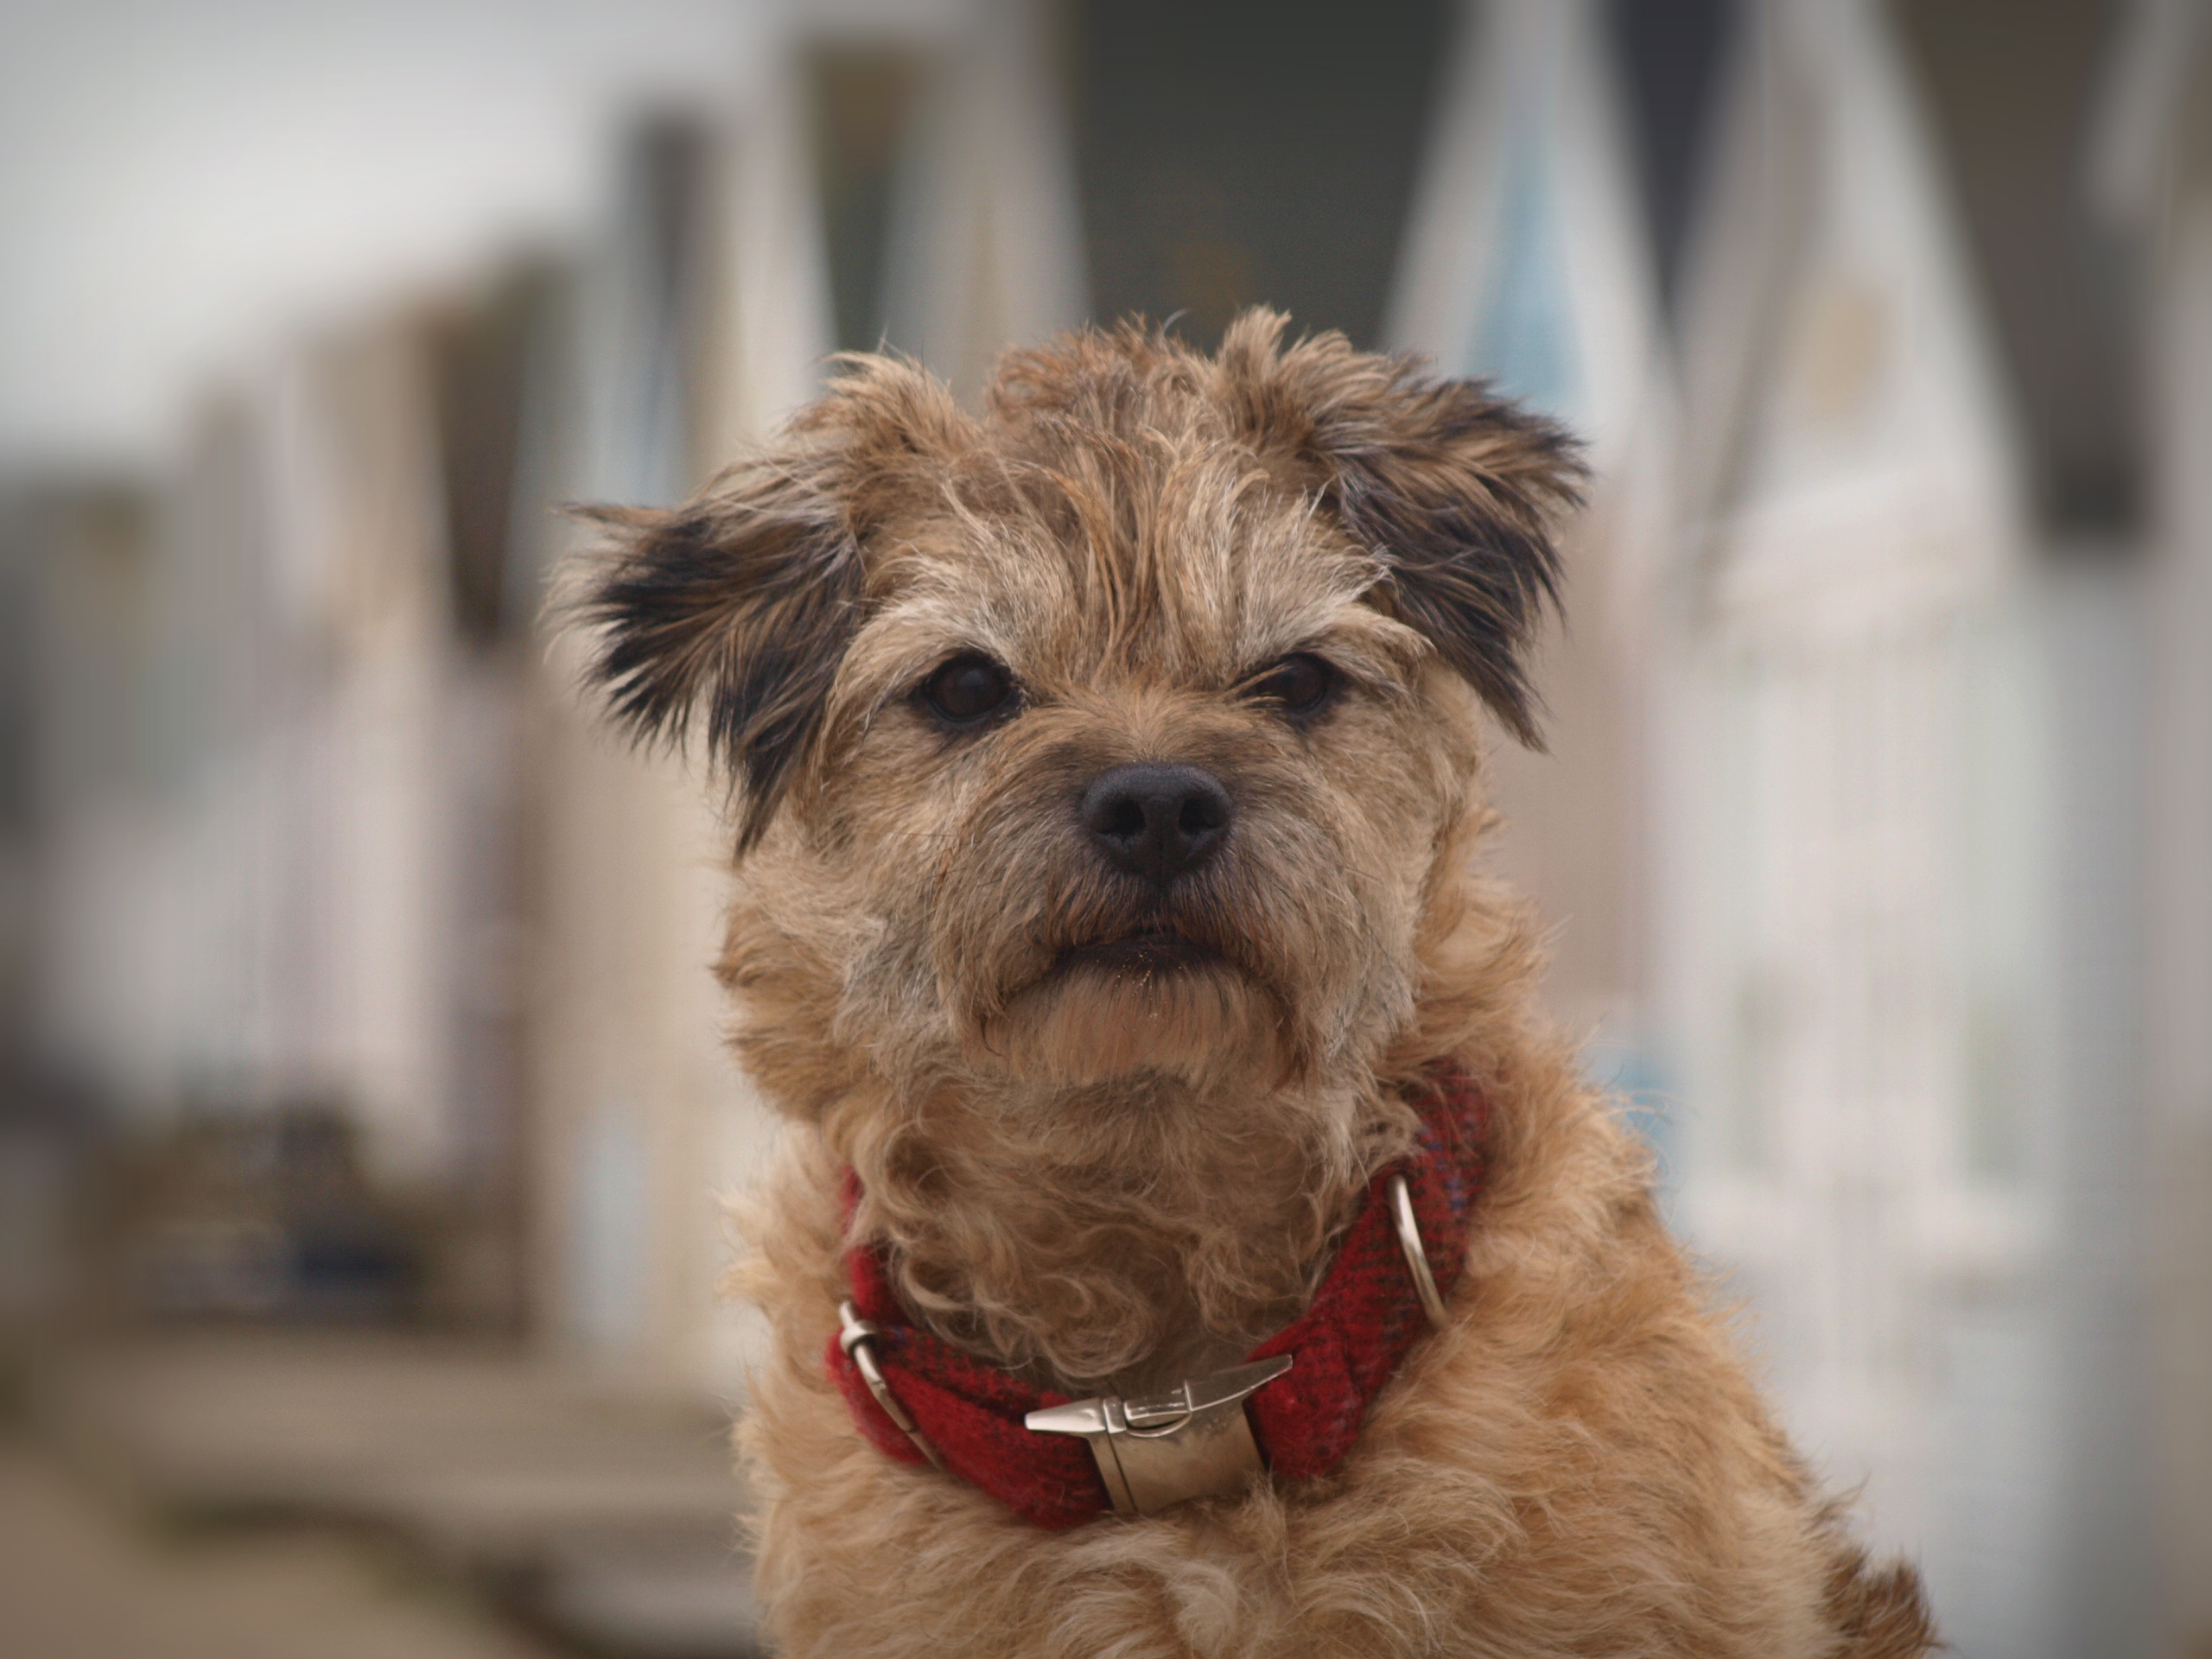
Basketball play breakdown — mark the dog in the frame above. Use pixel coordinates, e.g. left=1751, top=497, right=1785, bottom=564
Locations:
left=570, top=312, right=1937, bottom=1656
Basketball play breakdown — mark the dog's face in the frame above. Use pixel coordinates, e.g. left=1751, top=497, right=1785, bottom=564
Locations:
left=577, top=313, right=1579, bottom=1109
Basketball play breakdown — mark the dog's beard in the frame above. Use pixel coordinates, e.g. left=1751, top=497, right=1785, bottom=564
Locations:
left=953, top=868, right=1321, bottom=1088
left=984, top=949, right=1292, bottom=1090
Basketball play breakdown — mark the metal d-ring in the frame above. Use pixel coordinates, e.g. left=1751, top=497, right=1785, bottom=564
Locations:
left=1389, top=1173, right=1451, bottom=1330
left=839, top=1300, right=947, bottom=1471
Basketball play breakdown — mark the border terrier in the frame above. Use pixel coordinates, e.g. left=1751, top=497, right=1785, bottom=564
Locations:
left=572, top=312, right=1936, bottom=1656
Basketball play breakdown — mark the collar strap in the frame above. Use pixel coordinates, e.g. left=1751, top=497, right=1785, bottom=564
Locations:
left=826, top=1069, right=1489, bottom=1529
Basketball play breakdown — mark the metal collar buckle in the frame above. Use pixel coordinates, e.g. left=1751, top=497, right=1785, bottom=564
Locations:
left=1024, top=1355, right=1293, bottom=1516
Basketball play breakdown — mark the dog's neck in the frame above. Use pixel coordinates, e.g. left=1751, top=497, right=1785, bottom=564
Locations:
left=842, top=1066, right=1415, bottom=1395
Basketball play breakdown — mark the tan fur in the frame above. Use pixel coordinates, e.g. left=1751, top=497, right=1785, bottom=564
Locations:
left=572, top=313, right=1938, bottom=1656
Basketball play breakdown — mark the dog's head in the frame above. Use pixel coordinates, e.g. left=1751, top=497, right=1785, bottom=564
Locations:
left=573, top=312, right=1580, bottom=1106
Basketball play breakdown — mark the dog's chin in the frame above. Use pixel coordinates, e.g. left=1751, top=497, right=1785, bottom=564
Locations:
left=977, top=935, right=1291, bottom=1089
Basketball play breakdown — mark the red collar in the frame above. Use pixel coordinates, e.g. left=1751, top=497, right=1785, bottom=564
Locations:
left=826, top=1070, right=1489, bottom=1528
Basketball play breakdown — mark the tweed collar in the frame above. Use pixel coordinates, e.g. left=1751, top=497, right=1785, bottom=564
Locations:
left=826, top=1068, right=1489, bottom=1528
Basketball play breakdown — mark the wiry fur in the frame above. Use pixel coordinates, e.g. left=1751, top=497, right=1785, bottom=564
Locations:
left=571, top=313, right=1937, bottom=1656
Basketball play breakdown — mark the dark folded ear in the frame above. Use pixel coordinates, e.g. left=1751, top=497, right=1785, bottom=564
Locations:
left=569, top=468, right=864, bottom=851
left=1219, top=308, right=1586, bottom=747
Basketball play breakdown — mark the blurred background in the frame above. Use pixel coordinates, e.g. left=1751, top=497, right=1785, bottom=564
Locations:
left=0, top=0, right=2205, bottom=1654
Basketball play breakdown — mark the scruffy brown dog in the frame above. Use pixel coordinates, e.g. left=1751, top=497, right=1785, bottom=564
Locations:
left=573, top=312, right=1936, bottom=1656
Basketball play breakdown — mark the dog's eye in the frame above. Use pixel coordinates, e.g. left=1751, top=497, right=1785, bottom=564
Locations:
left=1244, top=653, right=1337, bottom=719
left=920, top=653, right=1016, bottom=728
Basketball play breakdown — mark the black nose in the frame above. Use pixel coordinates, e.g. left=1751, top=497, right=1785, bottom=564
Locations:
left=1080, top=763, right=1233, bottom=881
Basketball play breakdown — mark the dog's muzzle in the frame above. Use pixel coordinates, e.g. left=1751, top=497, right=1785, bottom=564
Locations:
left=1024, top=1355, right=1294, bottom=1516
